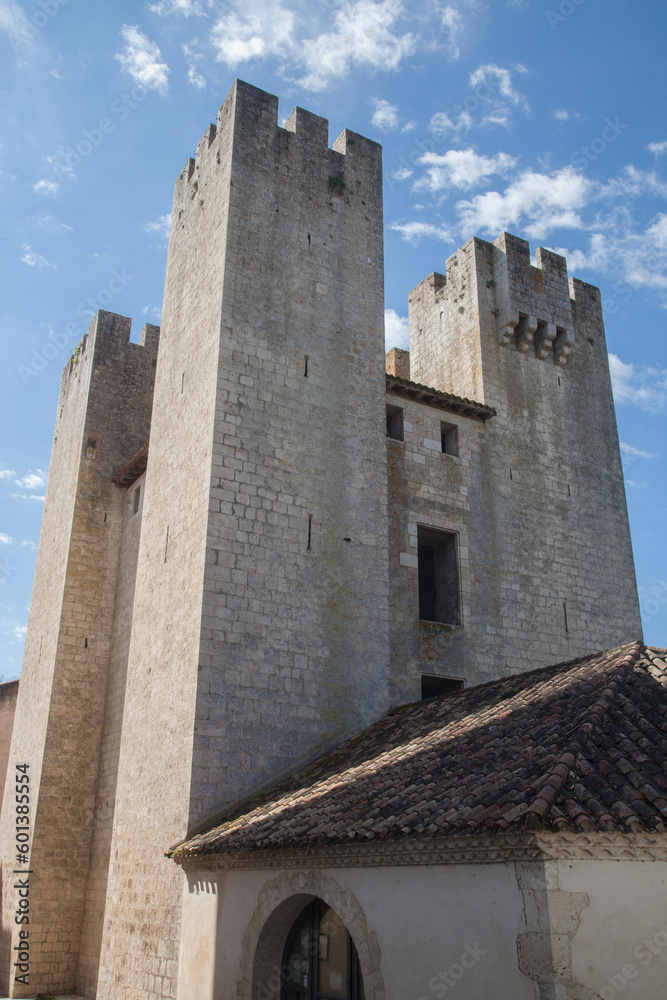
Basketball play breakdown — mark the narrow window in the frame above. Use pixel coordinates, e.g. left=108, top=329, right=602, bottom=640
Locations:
left=421, top=675, right=464, bottom=699
left=418, top=526, right=460, bottom=625
left=386, top=404, right=404, bottom=441
left=133, top=486, right=141, bottom=515
left=280, top=899, right=363, bottom=1000
left=86, top=437, right=97, bottom=458
left=440, top=421, right=458, bottom=456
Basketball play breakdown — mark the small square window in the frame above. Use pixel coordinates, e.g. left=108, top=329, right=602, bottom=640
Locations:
left=386, top=404, right=404, bottom=441
left=418, top=526, right=460, bottom=625
left=441, top=421, right=458, bottom=456
left=421, top=675, right=464, bottom=699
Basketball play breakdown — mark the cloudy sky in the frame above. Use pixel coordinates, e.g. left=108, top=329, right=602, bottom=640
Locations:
left=0, top=0, right=665, bottom=676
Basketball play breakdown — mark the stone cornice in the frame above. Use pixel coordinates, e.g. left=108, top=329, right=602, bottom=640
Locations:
left=175, top=831, right=667, bottom=872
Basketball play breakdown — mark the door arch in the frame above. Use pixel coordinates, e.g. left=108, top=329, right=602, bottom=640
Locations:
left=281, top=898, right=364, bottom=1000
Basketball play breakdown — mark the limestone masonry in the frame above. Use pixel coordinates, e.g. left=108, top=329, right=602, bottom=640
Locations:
left=0, top=79, right=642, bottom=999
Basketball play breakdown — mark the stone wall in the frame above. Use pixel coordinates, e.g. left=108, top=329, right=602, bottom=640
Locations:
left=407, top=234, right=642, bottom=678
left=0, top=683, right=18, bottom=809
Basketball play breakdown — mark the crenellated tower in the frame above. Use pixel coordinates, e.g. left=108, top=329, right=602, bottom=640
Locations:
left=0, top=312, right=159, bottom=997
left=404, top=232, right=642, bottom=682
left=94, top=80, right=391, bottom=1000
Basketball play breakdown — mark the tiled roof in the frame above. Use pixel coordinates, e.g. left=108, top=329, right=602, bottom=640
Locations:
left=173, top=642, right=667, bottom=859
left=385, top=374, right=496, bottom=422
left=113, top=441, right=149, bottom=488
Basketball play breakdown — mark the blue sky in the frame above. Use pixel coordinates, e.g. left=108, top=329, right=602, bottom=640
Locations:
left=0, top=0, right=665, bottom=677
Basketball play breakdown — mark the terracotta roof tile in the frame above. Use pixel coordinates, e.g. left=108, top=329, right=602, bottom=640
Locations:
left=173, top=642, right=667, bottom=859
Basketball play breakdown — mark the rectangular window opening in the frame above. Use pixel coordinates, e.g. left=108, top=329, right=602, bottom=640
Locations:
left=386, top=404, right=404, bottom=441
left=418, top=526, right=460, bottom=626
left=133, top=486, right=141, bottom=515
left=441, top=421, right=459, bottom=456
left=421, top=674, right=464, bottom=700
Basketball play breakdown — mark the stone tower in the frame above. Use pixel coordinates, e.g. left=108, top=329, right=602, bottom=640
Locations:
left=85, top=80, right=385, bottom=1000
left=0, top=312, right=159, bottom=996
left=400, top=232, right=642, bottom=682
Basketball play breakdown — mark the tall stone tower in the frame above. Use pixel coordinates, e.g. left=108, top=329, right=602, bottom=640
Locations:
left=403, top=232, right=641, bottom=681
left=92, top=81, right=390, bottom=999
left=0, top=313, right=159, bottom=996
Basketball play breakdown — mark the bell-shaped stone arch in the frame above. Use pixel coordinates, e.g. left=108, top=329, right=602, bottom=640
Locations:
left=237, top=870, right=385, bottom=1000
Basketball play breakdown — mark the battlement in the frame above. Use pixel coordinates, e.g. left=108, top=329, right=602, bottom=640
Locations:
left=178, top=79, right=382, bottom=194
left=489, top=232, right=575, bottom=365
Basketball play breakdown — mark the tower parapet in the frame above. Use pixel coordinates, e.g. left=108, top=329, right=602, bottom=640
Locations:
left=492, top=232, right=574, bottom=364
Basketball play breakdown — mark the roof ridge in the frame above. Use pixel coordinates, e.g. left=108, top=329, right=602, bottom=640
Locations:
left=522, top=641, right=645, bottom=828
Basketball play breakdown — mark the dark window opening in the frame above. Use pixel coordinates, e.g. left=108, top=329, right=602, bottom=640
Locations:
left=133, top=486, right=141, bottom=515
left=386, top=404, right=404, bottom=441
left=281, top=899, right=364, bottom=1000
left=418, top=526, right=460, bottom=625
left=421, top=674, right=464, bottom=699
left=441, top=421, right=458, bottom=456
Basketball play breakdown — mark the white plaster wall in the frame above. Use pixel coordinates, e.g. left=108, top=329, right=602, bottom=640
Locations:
left=178, top=863, right=534, bottom=1000
left=562, top=859, right=667, bottom=1000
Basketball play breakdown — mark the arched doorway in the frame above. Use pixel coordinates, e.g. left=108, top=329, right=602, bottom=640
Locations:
left=280, top=899, right=365, bottom=1000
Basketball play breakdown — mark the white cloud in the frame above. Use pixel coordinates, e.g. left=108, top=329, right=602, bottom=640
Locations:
left=150, top=0, right=214, bottom=13
left=8, top=625, right=26, bottom=643
left=414, top=148, right=517, bottom=193
left=20, top=245, right=56, bottom=268
left=428, top=109, right=472, bottom=140
left=10, top=493, right=45, bottom=503
left=384, top=307, right=409, bottom=350
left=470, top=63, right=528, bottom=109
left=647, top=139, right=667, bottom=156
left=440, top=5, right=463, bottom=59
left=0, top=469, right=15, bottom=480
left=371, top=98, right=399, bottom=131
left=609, top=354, right=667, bottom=412
left=620, top=442, right=656, bottom=459
left=390, top=220, right=452, bottom=244
left=298, top=0, right=415, bottom=91
left=50, top=68, right=63, bottom=78
left=34, top=179, right=59, bottom=195
left=115, top=25, right=170, bottom=94
left=15, top=471, right=46, bottom=490
left=0, top=534, right=11, bottom=545
left=183, top=42, right=206, bottom=88
left=456, top=166, right=591, bottom=239
left=392, top=166, right=413, bottom=182
left=20, top=540, right=36, bottom=549
left=0, top=0, right=33, bottom=45
left=553, top=108, right=570, bottom=122
left=146, top=214, right=172, bottom=238
left=210, top=0, right=414, bottom=91
left=211, top=1, right=296, bottom=69
left=468, top=62, right=529, bottom=127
